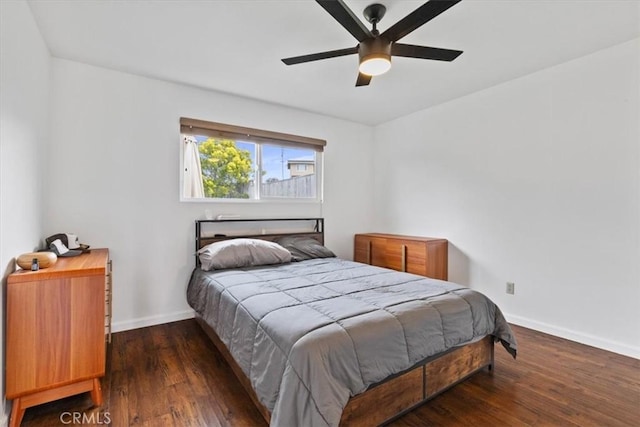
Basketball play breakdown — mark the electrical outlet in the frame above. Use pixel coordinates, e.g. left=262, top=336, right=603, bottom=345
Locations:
left=506, top=282, right=515, bottom=295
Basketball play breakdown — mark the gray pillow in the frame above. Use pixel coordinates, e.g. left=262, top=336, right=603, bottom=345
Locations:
left=198, top=238, right=292, bottom=271
left=274, top=236, right=335, bottom=261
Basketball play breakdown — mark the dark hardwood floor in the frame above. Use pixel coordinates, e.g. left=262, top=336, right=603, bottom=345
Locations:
left=20, top=320, right=639, bottom=426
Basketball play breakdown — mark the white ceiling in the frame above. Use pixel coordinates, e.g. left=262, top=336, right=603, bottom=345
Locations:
left=27, top=0, right=640, bottom=125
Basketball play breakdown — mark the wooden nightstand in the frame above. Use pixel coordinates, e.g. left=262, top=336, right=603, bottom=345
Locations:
left=6, top=248, right=110, bottom=427
left=354, top=233, right=448, bottom=280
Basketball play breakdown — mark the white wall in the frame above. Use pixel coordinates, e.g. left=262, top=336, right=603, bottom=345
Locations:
left=373, top=39, right=640, bottom=358
left=0, top=0, right=52, bottom=423
left=46, top=59, right=375, bottom=331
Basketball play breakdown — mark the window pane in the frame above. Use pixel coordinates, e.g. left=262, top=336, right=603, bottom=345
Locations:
left=261, top=145, right=316, bottom=198
left=196, top=135, right=256, bottom=199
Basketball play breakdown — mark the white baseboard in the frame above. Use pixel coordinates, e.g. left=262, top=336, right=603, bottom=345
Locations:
left=111, top=309, right=195, bottom=333
left=505, top=313, right=640, bottom=359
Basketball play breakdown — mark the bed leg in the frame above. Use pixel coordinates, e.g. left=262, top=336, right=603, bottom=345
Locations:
left=487, top=338, right=495, bottom=372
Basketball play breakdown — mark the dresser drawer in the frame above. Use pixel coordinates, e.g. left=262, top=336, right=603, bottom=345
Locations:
left=355, top=235, right=387, bottom=267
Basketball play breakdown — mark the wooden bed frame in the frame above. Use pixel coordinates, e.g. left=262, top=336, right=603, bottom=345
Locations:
left=193, top=218, right=495, bottom=426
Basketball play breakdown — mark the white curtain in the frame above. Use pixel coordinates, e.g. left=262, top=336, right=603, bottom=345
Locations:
left=183, top=136, right=205, bottom=198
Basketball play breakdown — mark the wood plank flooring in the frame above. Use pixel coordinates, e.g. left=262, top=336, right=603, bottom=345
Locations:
left=19, top=320, right=639, bottom=426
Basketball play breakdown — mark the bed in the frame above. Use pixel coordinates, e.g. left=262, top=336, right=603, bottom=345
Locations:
left=187, top=218, right=517, bottom=427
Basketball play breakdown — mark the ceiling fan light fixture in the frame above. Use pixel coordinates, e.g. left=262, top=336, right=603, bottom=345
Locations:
left=359, top=56, right=391, bottom=76
left=358, top=37, right=392, bottom=76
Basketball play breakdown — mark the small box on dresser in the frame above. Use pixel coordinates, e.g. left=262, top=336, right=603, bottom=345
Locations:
left=5, top=248, right=110, bottom=427
left=354, top=233, right=448, bottom=280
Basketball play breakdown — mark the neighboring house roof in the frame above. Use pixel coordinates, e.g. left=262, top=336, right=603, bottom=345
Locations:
left=287, top=157, right=314, bottom=164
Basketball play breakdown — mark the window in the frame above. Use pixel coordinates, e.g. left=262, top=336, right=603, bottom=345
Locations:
left=180, top=118, right=325, bottom=201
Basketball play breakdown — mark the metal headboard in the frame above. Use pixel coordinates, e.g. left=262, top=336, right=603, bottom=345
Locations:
left=194, top=218, right=325, bottom=266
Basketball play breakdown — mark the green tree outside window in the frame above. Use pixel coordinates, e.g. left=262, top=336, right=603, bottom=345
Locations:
left=198, top=138, right=253, bottom=198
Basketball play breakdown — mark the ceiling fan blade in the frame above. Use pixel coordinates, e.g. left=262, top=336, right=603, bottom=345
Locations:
left=356, top=73, right=372, bottom=87
left=316, top=0, right=372, bottom=42
left=392, top=43, right=463, bottom=61
left=282, top=47, right=358, bottom=65
left=381, top=0, right=461, bottom=42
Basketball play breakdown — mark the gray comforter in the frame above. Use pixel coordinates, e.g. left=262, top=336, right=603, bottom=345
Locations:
left=187, top=258, right=517, bottom=427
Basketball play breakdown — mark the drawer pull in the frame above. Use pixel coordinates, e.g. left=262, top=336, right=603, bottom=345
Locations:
left=401, top=244, right=407, bottom=272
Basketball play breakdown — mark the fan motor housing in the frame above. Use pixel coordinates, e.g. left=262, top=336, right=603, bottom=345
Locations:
left=359, top=37, right=392, bottom=64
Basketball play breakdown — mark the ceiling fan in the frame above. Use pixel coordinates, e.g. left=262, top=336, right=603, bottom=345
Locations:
left=282, top=0, right=463, bottom=87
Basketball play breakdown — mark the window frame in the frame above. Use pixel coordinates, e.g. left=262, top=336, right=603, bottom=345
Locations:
left=179, top=117, right=326, bottom=203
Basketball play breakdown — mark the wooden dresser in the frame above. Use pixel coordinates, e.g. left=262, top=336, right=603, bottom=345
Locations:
left=354, top=233, right=448, bottom=280
left=6, top=248, right=111, bottom=427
